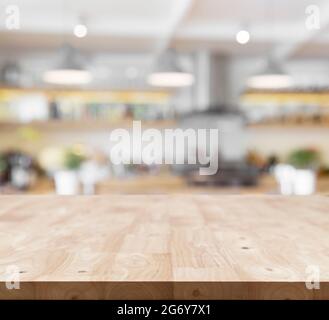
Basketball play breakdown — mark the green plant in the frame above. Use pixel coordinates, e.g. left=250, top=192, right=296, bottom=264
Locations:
left=63, top=149, right=85, bottom=170
left=287, top=148, right=320, bottom=170
left=0, top=154, right=8, bottom=173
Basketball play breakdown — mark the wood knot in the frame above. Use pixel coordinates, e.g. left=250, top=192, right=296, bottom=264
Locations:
left=192, top=289, right=200, bottom=297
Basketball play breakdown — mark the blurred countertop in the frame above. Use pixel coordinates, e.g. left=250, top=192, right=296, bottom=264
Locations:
left=25, top=174, right=329, bottom=195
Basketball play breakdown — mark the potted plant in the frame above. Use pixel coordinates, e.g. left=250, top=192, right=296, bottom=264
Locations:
left=287, top=148, right=320, bottom=195
left=0, top=153, right=9, bottom=185
left=53, top=148, right=86, bottom=195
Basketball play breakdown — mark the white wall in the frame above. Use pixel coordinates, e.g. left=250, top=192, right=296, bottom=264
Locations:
left=246, top=127, right=329, bottom=163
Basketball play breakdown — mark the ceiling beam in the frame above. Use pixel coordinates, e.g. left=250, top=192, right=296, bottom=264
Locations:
left=273, top=2, right=329, bottom=61
left=153, top=0, right=194, bottom=55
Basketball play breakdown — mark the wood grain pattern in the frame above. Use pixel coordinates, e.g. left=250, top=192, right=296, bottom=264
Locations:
left=0, top=195, right=328, bottom=299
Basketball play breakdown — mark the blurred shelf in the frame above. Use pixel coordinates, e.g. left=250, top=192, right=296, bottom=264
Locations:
left=1, top=120, right=328, bottom=132
left=242, top=91, right=329, bottom=106
left=2, top=119, right=329, bottom=132
left=247, top=122, right=329, bottom=130
left=0, top=119, right=177, bottom=131
left=0, top=87, right=170, bottom=104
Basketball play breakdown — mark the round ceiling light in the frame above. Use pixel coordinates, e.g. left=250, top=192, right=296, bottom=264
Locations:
left=247, top=59, right=293, bottom=89
left=148, top=50, right=194, bottom=88
left=147, top=72, right=194, bottom=87
left=236, top=30, right=250, bottom=45
left=74, top=24, right=88, bottom=38
left=43, top=45, right=92, bottom=85
left=43, top=69, right=92, bottom=85
left=247, top=74, right=293, bottom=89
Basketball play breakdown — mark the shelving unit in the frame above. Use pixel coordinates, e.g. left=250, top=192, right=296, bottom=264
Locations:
left=242, top=91, right=329, bottom=106
left=0, top=87, right=171, bottom=104
left=246, top=122, right=329, bottom=129
left=0, top=87, right=174, bottom=129
left=0, top=119, right=176, bottom=132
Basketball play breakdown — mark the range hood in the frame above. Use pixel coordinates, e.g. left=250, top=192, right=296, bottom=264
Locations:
left=172, top=53, right=259, bottom=186
left=179, top=52, right=246, bottom=163
left=193, top=52, right=232, bottom=111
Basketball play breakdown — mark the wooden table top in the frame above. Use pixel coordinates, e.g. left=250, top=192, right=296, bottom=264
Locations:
left=0, top=195, right=328, bottom=299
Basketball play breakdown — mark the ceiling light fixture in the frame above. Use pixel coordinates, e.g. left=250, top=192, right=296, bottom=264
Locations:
left=73, top=15, right=88, bottom=38
left=74, top=24, right=88, bottom=38
left=43, top=45, right=92, bottom=86
left=236, top=30, right=250, bottom=45
left=147, top=50, right=194, bottom=88
left=247, top=58, right=293, bottom=89
left=43, top=69, right=91, bottom=85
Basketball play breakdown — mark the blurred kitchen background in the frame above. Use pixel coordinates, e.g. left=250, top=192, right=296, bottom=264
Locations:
left=0, top=0, right=329, bottom=195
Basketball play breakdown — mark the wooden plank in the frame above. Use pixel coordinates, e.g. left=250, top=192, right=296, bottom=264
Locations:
left=0, top=195, right=328, bottom=299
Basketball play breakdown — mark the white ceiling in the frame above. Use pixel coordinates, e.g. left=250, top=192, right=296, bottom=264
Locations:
left=0, top=0, right=329, bottom=58
left=186, top=0, right=322, bottom=23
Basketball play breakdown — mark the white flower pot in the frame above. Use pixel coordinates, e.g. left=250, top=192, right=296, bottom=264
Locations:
left=54, top=170, right=79, bottom=195
left=274, top=165, right=317, bottom=196
left=274, top=164, right=295, bottom=195
left=293, top=169, right=316, bottom=196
